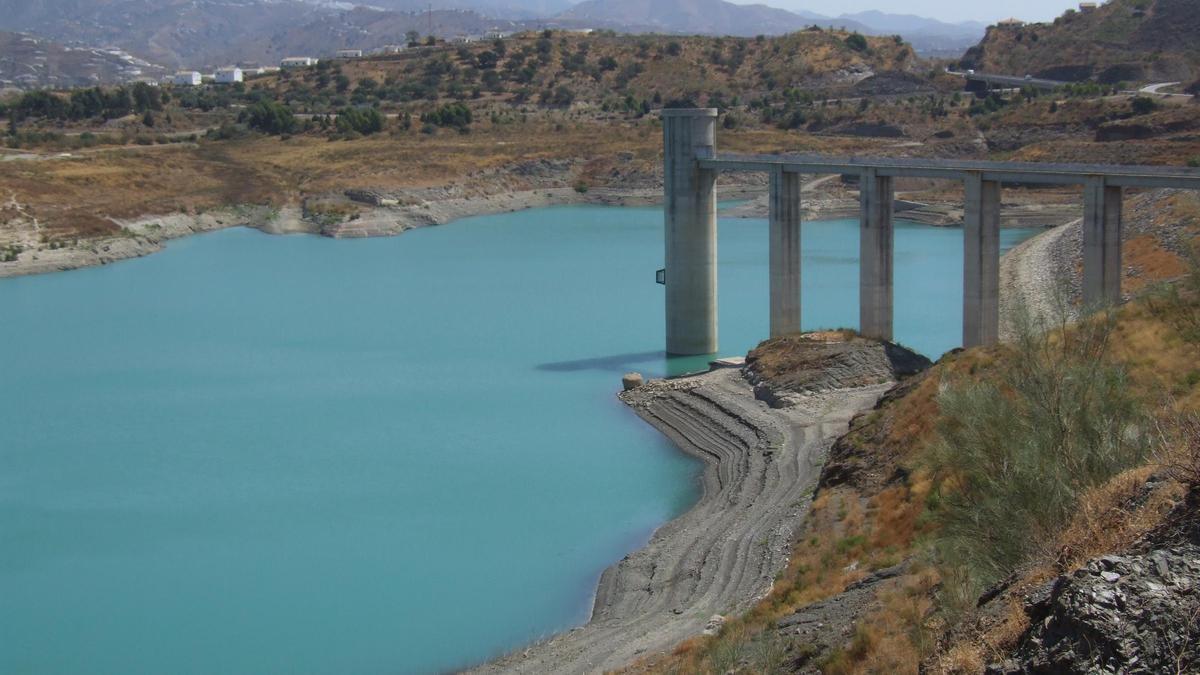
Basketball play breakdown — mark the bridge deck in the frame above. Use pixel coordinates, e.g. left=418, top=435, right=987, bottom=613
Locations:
left=700, top=153, right=1200, bottom=190
left=963, top=73, right=1067, bottom=90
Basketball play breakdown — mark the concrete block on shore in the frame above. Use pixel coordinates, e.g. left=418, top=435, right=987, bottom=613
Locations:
left=622, top=372, right=645, bottom=391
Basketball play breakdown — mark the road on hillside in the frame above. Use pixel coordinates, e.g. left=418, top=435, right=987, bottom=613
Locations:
left=947, top=70, right=1067, bottom=91
left=1138, top=82, right=1194, bottom=99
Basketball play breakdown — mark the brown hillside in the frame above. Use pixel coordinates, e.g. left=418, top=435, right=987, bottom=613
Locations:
left=960, top=0, right=1200, bottom=83
left=268, top=29, right=918, bottom=110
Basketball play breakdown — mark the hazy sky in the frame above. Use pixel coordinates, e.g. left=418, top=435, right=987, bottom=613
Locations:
left=728, top=0, right=1084, bottom=24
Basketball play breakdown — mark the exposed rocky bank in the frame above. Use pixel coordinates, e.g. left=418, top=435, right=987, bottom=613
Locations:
left=0, top=183, right=765, bottom=279
left=473, top=335, right=928, bottom=674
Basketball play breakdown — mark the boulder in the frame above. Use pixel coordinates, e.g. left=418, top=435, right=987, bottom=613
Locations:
left=703, top=614, right=725, bottom=636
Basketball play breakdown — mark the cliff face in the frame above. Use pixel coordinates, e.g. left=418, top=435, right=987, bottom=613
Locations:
left=959, top=0, right=1200, bottom=83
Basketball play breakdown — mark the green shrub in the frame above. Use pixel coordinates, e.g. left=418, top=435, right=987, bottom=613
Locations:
left=844, top=33, right=869, bottom=52
left=927, top=307, right=1149, bottom=606
left=1131, top=96, right=1158, bottom=115
left=0, top=244, right=23, bottom=262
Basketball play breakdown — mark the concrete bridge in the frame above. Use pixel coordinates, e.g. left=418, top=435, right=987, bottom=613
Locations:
left=958, top=71, right=1068, bottom=92
left=661, top=108, right=1200, bottom=355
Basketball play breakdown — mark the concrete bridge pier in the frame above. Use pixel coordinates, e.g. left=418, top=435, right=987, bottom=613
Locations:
left=1083, top=179, right=1123, bottom=307
left=963, top=173, right=1002, bottom=347
left=662, top=109, right=720, bottom=355
left=769, top=167, right=803, bottom=337
left=859, top=168, right=895, bottom=341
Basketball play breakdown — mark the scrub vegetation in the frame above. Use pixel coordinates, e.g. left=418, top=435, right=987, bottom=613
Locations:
left=927, top=307, right=1149, bottom=614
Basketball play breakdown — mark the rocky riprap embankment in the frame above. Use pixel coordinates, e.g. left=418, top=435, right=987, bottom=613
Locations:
left=988, top=486, right=1200, bottom=675
left=999, top=188, right=1200, bottom=339
left=474, top=335, right=928, bottom=674
left=989, top=546, right=1200, bottom=674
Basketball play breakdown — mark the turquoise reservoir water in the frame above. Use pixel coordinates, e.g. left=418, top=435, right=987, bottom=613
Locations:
left=0, top=206, right=1037, bottom=674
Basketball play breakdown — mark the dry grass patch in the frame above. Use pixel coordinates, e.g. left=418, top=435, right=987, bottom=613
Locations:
left=1053, top=465, right=1185, bottom=571
left=824, top=569, right=939, bottom=675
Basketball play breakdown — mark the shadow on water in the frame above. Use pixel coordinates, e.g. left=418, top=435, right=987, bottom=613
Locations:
left=536, top=350, right=666, bottom=375
left=536, top=350, right=721, bottom=379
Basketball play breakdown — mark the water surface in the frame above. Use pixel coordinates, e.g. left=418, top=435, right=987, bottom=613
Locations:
left=0, top=206, right=1038, bottom=674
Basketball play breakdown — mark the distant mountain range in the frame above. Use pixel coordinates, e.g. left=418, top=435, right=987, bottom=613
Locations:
left=0, top=0, right=521, bottom=69
left=0, top=0, right=331, bottom=68
left=363, top=0, right=575, bottom=20
left=0, top=0, right=990, bottom=87
left=240, top=7, right=520, bottom=65
left=839, top=11, right=986, bottom=53
left=0, top=30, right=163, bottom=89
left=550, top=0, right=869, bottom=36
left=548, top=1, right=984, bottom=52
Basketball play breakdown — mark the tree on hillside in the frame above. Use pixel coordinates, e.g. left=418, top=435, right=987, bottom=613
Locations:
left=12, top=91, right=68, bottom=120
left=244, top=100, right=297, bottom=135
left=482, top=70, right=503, bottom=92
left=477, top=51, right=499, bottom=70
left=664, top=96, right=699, bottom=109
left=1131, top=96, right=1158, bottom=115
left=336, top=107, right=385, bottom=135
left=130, top=82, right=162, bottom=112
left=844, top=33, right=868, bottom=52
left=541, top=85, right=574, bottom=107
left=69, top=88, right=105, bottom=119
left=421, top=102, right=472, bottom=131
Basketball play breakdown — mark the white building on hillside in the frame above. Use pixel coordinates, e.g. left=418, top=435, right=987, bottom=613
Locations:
left=215, top=67, right=243, bottom=84
left=280, top=57, right=318, bottom=68
left=172, top=71, right=202, bottom=86
left=335, top=49, right=363, bottom=58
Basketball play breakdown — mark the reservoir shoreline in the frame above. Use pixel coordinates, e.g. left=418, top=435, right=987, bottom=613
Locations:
left=0, top=180, right=1066, bottom=280
left=470, top=368, right=896, bottom=674
left=0, top=186, right=757, bottom=279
